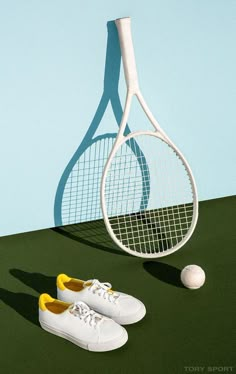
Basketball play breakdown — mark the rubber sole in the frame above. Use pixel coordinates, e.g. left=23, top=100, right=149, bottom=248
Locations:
left=39, top=321, right=128, bottom=352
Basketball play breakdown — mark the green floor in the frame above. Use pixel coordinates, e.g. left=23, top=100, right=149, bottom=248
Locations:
left=0, top=196, right=235, bottom=374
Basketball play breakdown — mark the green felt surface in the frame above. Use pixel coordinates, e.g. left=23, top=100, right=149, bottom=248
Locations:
left=0, top=196, right=235, bottom=374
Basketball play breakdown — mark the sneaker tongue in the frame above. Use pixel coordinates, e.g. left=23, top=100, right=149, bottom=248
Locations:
left=83, top=279, right=114, bottom=294
left=70, top=301, right=104, bottom=323
left=75, top=301, right=89, bottom=310
left=69, top=301, right=89, bottom=314
left=83, top=279, right=94, bottom=288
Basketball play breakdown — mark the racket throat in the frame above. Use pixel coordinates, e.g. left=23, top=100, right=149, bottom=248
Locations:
left=126, top=79, right=140, bottom=95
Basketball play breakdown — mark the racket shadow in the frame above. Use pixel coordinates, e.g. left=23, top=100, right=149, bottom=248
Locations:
left=54, top=21, right=122, bottom=227
left=54, top=20, right=150, bottom=238
left=143, top=261, right=185, bottom=288
left=52, top=220, right=130, bottom=257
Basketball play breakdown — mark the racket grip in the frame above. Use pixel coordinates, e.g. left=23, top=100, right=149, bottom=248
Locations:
left=115, top=17, right=139, bottom=92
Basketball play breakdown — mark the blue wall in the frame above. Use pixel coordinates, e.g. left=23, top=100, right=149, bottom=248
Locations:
left=0, top=1, right=235, bottom=236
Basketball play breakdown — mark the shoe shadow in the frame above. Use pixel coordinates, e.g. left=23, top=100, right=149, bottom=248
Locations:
left=143, top=261, right=185, bottom=288
left=9, top=269, right=56, bottom=296
left=0, top=288, right=39, bottom=326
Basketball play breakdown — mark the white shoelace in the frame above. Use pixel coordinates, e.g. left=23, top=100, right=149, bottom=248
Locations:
left=84, top=279, right=120, bottom=303
left=69, top=301, right=103, bottom=327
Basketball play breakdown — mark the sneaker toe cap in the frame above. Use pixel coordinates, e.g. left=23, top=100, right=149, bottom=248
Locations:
left=119, top=296, right=145, bottom=315
left=99, top=319, right=126, bottom=342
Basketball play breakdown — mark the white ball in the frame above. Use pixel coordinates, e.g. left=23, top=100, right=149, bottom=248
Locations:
left=181, top=265, right=206, bottom=289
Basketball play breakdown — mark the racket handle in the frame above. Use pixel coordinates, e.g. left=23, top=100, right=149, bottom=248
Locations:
left=115, top=17, right=139, bottom=93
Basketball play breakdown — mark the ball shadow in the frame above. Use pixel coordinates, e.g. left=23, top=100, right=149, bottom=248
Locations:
left=143, top=261, right=185, bottom=288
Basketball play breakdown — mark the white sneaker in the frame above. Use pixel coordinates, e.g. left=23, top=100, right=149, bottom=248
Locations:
left=39, top=293, right=128, bottom=352
left=57, top=274, right=146, bottom=325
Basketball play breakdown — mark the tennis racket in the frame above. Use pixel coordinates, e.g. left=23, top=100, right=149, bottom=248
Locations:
left=101, top=17, right=198, bottom=258
left=54, top=21, right=149, bottom=227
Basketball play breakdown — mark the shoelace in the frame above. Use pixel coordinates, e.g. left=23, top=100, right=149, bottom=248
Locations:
left=84, top=279, right=120, bottom=303
left=69, top=301, right=103, bottom=327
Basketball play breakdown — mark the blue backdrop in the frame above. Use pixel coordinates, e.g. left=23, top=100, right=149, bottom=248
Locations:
left=0, top=0, right=235, bottom=236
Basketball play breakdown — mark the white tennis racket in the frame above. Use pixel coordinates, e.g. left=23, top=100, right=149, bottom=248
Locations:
left=101, top=17, right=198, bottom=258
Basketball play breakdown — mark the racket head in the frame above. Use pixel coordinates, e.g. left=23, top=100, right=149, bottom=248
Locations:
left=101, top=131, right=198, bottom=258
